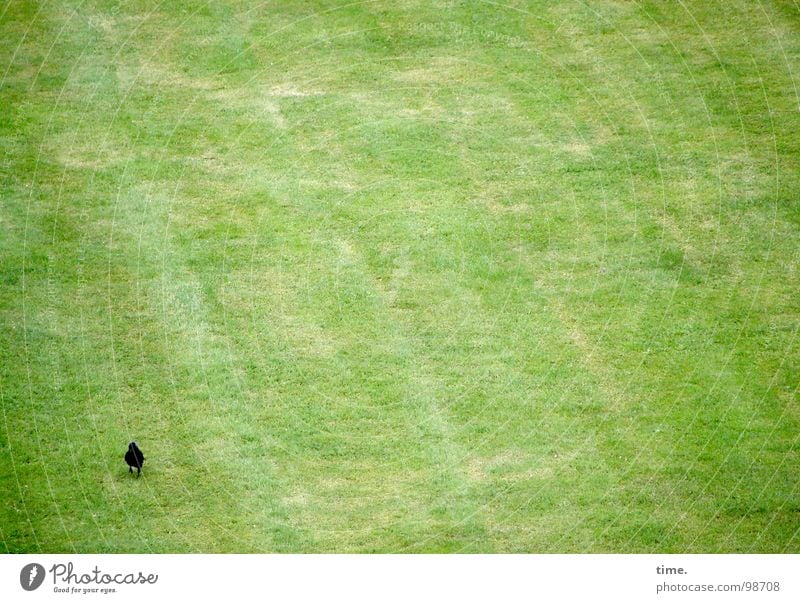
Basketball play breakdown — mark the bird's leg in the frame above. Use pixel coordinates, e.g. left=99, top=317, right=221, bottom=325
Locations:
left=129, top=466, right=132, bottom=474
left=137, top=467, right=141, bottom=477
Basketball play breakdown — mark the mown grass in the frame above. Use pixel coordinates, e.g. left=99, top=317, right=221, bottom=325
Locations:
left=1, top=0, right=799, bottom=552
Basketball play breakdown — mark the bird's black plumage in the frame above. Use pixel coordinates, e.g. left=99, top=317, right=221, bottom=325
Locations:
left=124, top=442, right=145, bottom=477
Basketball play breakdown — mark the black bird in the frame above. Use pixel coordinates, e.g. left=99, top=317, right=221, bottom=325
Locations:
left=124, top=442, right=145, bottom=477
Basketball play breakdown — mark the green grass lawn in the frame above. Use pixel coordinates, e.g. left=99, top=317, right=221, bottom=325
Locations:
left=1, top=0, right=799, bottom=553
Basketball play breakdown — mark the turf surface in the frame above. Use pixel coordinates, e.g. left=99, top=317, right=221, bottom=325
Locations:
left=1, top=0, right=799, bottom=552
